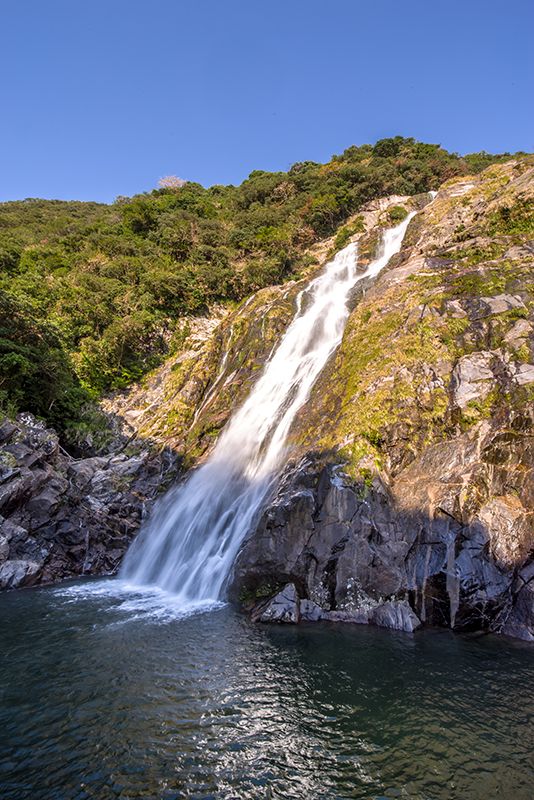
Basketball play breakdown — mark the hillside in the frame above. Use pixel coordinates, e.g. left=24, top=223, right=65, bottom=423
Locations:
left=0, top=139, right=517, bottom=445
left=0, top=148, right=533, bottom=642
left=232, top=158, right=534, bottom=640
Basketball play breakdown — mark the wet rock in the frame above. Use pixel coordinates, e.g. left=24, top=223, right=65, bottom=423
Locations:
left=300, top=599, right=325, bottom=621
left=368, top=601, right=422, bottom=632
left=500, top=562, right=534, bottom=641
left=453, top=541, right=511, bottom=629
left=253, top=583, right=300, bottom=623
left=0, top=559, right=42, bottom=589
left=502, top=583, right=534, bottom=641
left=326, top=608, right=371, bottom=624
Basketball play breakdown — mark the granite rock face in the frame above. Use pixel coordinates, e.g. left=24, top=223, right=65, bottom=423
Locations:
left=249, top=582, right=422, bottom=632
left=231, top=411, right=533, bottom=640
left=0, top=414, right=178, bottom=589
left=232, top=161, right=534, bottom=640
left=252, top=583, right=301, bottom=623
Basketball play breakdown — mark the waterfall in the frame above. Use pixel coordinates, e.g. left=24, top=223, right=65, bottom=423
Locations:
left=121, top=212, right=416, bottom=604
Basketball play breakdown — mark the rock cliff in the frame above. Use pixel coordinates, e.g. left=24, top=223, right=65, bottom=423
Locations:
left=0, top=414, right=177, bottom=588
left=230, top=159, right=534, bottom=641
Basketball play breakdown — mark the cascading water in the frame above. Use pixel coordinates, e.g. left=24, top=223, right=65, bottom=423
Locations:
left=121, top=212, right=416, bottom=605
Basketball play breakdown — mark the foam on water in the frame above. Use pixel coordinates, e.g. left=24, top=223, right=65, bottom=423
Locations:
left=53, top=580, right=224, bottom=624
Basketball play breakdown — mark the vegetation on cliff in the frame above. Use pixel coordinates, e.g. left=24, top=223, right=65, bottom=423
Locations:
left=294, top=158, right=534, bottom=480
left=0, top=138, right=518, bottom=440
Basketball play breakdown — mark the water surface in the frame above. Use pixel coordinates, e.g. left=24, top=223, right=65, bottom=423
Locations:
left=0, top=579, right=533, bottom=799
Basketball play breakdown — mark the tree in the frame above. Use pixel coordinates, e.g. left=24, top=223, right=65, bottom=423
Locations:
left=158, top=175, right=186, bottom=189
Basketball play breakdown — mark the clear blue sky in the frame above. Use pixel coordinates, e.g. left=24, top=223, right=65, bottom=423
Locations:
left=1, top=0, right=533, bottom=203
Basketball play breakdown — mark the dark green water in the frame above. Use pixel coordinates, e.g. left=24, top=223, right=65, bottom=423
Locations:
left=0, top=579, right=533, bottom=800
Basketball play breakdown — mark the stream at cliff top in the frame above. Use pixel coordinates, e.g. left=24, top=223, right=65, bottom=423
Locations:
left=1, top=579, right=533, bottom=800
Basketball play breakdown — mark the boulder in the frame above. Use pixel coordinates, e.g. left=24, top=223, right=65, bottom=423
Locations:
left=514, top=363, right=534, bottom=386
left=300, top=599, right=325, bottom=621
left=0, top=559, right=42, bottom=589
left=444, top=299, right=467, bottom=318
left=254, top=583, right=300, bottom=624
left=0, top=420, right=17, bottom=444
left=368, top=600, right=422, bottom=633
left=503, top=319, right=532, bottom=348
left=479, top=294, right=526, bottom=316
left=450, top=352, right=495, bottom=408
left=67, top=457, right=108, bottom=489
left=25, top=481, right=67, bottom=528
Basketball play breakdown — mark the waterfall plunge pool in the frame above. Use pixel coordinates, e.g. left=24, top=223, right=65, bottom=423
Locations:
left=1, top=578, right=533, bottom=799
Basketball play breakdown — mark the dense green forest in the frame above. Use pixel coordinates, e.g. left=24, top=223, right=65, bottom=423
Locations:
left=0, top=137, right=519, bottom=442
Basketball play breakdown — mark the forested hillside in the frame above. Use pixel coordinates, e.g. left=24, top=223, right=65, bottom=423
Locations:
left=0, top=138, right=518, bottom=441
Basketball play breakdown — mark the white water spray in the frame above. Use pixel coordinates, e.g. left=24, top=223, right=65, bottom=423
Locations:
left=121, top=212, right=416, bottom=604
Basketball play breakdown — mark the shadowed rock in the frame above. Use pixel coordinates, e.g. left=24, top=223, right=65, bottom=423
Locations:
left=0, top=414, right=178, bottom=589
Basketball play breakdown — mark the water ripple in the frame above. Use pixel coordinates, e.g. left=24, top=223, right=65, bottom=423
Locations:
left=0, top=579, right=533, bottom=799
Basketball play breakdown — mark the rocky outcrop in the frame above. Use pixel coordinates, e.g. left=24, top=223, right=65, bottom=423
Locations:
left=232, top=159, right=534, bottom=641
left=0, top=414, right=178, bottom=588
left=249, top=581, right=421, bottom=632
left=231, top=410, right=533, bottom=640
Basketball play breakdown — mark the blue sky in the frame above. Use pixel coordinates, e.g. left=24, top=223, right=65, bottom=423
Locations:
left=1, top=0, right=533, bottom=203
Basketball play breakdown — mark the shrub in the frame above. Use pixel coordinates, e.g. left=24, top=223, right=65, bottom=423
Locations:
left=387, top=205, right=408, bottom=224
left=0, top=139, right=519, bottom=432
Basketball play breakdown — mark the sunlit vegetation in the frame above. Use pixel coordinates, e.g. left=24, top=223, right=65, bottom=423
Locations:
left=0, top=137, right=519, bottom=437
